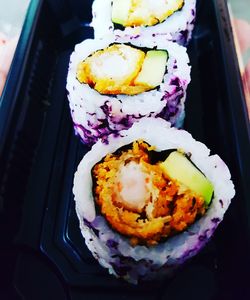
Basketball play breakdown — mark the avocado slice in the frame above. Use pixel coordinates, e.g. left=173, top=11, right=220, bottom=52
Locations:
left=160, top=151, right=214, bottom=205
left=134, top=50, right=168, bottom=89
left=111, top=0, right=131, bottom=26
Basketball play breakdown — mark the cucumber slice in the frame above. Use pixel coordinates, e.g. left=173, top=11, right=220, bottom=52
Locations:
left=160, top=151, right=214, bottom=205
left=112, top=0, right=131, bottom=26
left=134, top=50, right=168, bottom=88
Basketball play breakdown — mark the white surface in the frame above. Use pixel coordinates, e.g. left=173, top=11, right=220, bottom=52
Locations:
left=0, top=0, right=30, bottom=36
left=0, top=0, right=30, bottom=96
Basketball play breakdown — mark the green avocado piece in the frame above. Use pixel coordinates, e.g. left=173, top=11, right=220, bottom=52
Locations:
left=111, top=0, right=131, bottom=26
left=160, top=151, right=214, bottom=205
left=134, top=50, right=168, bottom=88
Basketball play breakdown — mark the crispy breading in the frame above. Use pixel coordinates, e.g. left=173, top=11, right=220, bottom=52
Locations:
left=77, top=44, right=149, bottom=95
left=93, top=141, right=205, bottom=246
left=117, top=0, right=184, bottom=27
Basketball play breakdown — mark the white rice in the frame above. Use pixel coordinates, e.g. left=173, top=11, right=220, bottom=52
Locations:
left=73, top=118, right=235, bottom=284
left=92, top=0, right=196, bottom=45
left=66, top=36, right=191, bottom=145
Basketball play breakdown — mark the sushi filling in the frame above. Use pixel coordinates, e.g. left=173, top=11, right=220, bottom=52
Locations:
left=92, top=141, right=212, bottom=246
left=77, top=44, right=168, bottom=95
left=112, top=0, right=184, bottom=27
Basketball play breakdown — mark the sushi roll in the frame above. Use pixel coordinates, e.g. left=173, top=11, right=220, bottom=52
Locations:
left=92, top=0, right=196, bottom=46
left=73, top=118, right=235, bottom=284
left=66, top=36, right=190, bottom=145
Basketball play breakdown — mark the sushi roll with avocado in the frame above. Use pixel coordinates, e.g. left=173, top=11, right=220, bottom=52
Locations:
left=66, top=36, right=190, bottom=145
left=92, top=0, right=196, bottom=46
left=73, top=118, right=235, bottom=284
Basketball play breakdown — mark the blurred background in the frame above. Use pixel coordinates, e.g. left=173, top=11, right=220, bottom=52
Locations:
left=228, top=0, right=250, bottom=117
left=0, top=0, right=30, bottom=37
left=0, top=0, right=30, bottom=96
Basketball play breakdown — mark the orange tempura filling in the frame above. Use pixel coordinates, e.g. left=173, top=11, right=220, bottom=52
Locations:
left=92, top=141, right=205, bottom=246
left=76, top=44, right=148, bottom=95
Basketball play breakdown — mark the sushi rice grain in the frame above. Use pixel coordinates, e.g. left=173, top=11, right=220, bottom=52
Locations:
left=73, top=118, right=235, bottom=284
left=66, top=36, right=191, bottom=145
left=92, top=0, right=196, bottom=46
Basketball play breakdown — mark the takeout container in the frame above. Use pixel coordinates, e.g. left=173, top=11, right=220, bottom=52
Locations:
left=0, top=0, right=249, bottom=299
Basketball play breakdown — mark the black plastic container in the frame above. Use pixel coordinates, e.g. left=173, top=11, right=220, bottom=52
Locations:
left=0, top=0, right=250, bottom=299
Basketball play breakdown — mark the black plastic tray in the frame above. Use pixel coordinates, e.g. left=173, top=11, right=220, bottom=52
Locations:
left=0, top=0, right=250, bottom=299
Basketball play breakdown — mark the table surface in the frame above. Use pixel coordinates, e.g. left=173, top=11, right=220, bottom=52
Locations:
left=227, top=0, right=250, bottom=117
left=0, top=0, right=30, bottom=37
